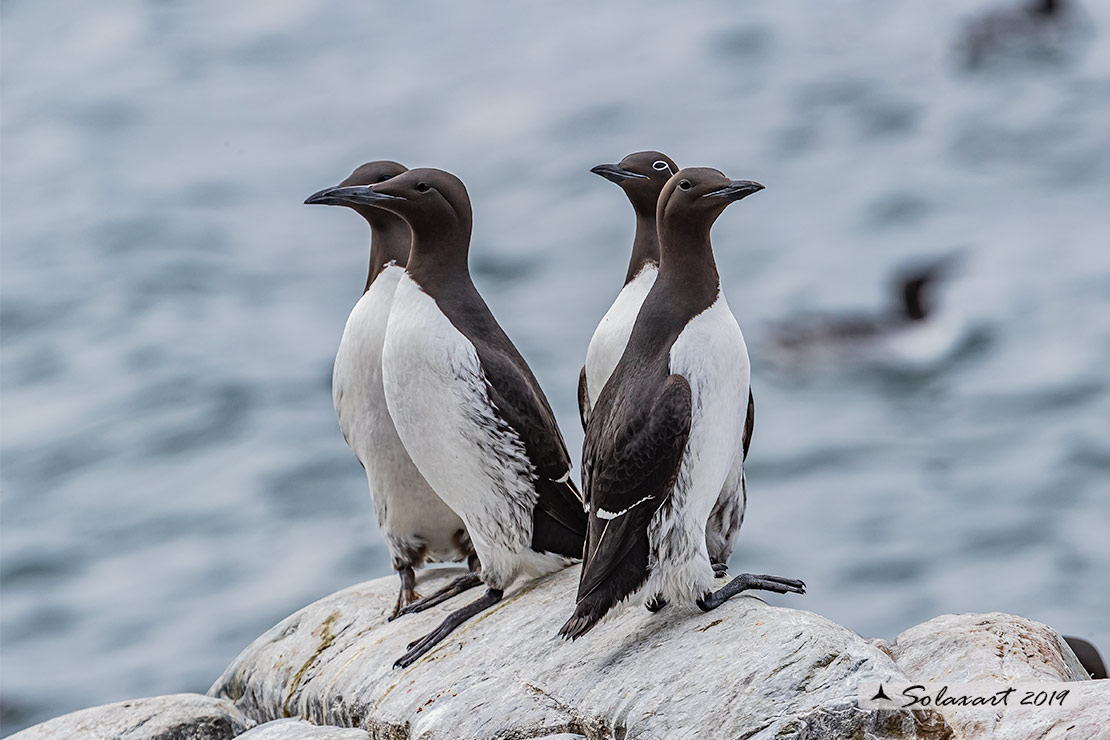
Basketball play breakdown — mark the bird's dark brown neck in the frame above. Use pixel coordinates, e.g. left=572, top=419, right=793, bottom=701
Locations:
left=403, top=227, right=473, bottom=296
left=365, top=216, right=411, bottom=292
left=625, top=211, right=660, bottom=285
left=622, top=217, right=722, bottom=360
left=658, top=218, right=721, bottom=312
left=403, top=234, right=505, bottom=356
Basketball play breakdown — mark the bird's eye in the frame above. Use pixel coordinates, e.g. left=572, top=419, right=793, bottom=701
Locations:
left=378, top=174, right=392, bottom=183
left=653, top=160, right=673, bottom=175
left=678, top=179, right=692, bottom=191
left=416, top=182, right=431, bottom=193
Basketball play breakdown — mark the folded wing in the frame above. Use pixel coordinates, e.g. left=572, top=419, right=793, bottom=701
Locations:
left=560, top=374, right=691, bottom=639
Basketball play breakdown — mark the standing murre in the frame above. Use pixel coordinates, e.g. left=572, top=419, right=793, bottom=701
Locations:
left=583, top=151, right=755, bottom=588
left=578, top=151, right=677, bottom=430
left=312, top=168, right=587, bottom=667
left=304, top=161, right=479, bottom=619
left=561, top=168, right=805, bottom=639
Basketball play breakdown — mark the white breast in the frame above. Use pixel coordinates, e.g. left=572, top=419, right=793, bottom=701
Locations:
left=583, top=264, right=658, bottom=415
left=332, top=265, right=467, bottom=565
left=645, top=293, right=750, bottom=603
left=333, top=266, right=402, bottom=465
left=382, top=273, right=564, bottom=590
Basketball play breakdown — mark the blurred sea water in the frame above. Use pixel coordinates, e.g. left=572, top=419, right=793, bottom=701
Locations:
left=2, top=0, right=1109, bottom=734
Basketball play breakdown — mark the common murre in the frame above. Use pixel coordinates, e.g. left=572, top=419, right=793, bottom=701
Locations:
left=305, top=161, right=479, bottom=619
left=766, top=251, right=966, bottom=370
left=959, top=0, right=1090, bottom=70
left=578, top=151, right=677, bottom=430
left=312, top=168, right=587, bottom=667
left=582, top=151, right=755, bottom=589
left=560, top=168, right=805, bottom=639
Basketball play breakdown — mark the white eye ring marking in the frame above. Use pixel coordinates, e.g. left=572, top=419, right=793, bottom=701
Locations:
left=652, top=160, right=674, bottom=176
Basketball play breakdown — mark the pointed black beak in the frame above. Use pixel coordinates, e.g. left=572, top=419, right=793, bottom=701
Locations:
left=304, top=186, right=345, bottom=206
left=704, top=180, right=765, bottom=202
left=590, top=163, right=648, bottom=184
left=304, top=185, right=403, bottom=207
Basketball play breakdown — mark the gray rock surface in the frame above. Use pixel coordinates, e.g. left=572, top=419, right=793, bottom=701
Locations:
left=9, top=693, right=252, bottom=740
left=15, top=576, right=1101, bottom=739
left=885, top=613, right=1110, bottom=740
left=233, top=718, right=368, bottom=739
left=888, top=612, right=1090, bottom=682
left=209, top=567, right=949, bottom=739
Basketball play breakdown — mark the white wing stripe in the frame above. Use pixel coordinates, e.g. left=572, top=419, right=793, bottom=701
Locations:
left=597, top=494, right=655, bottom=520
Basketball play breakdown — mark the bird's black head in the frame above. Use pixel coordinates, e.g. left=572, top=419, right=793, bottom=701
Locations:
left=658, top=167, right=764, bottom=237
left=304, top=160, right=408, bottom=228
left=591, top=150, right=679, bottom=214
left=306, top=166, right=474, bottom=273
left=304, top=168, right=472, bottom=239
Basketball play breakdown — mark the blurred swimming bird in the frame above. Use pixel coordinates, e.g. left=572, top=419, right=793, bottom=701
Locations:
left=305, top=162, right=478, bottom=619
left=765, top=251, right=967, bottom=370
left=958, top=0, right=1091, bottom=70
left=312, top=168, right=587, bottom=667
left=561, top=168, right=804, bottom=640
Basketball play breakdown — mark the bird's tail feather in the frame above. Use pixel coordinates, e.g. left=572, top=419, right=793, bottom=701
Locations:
left=559, top=528, right=649, bottom=640
left=558, top=593, right=611, bottom=640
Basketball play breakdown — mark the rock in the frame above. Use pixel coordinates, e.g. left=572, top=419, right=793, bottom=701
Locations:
left=209, top=567, right=949, bottom=739
left=17, top=576, right=1099, bottom=739
left=9, top=693, right=252, bottom=740
left=888, top=612, right=1090, bottom=682
left=887, top=613, right=1110, bottom=740
left=233, top=718, right=368, bottom=739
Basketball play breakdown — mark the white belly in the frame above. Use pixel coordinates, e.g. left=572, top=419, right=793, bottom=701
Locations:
left=381, top=273, right=565, bottom=590
left=333, top=265, right=468, bottom=566
left=706, top=452, right=746, bottom=565
left=583, top=265, right=657, bottom=416
left=646, top=293, right=750, bottom=603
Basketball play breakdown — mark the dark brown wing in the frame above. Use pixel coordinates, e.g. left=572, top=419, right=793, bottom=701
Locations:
left=560, top=374, right=691, bottom=639
left=479, top=346, right=586, bottom=554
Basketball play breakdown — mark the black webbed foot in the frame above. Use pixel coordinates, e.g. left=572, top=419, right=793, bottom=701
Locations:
left=388, top=571, right=483, bottom=621
left=394, top=588, right=503, bottom=668
left=645, top=595, right=668, bottom=612
left=696, top=573, right=806, bottom=612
